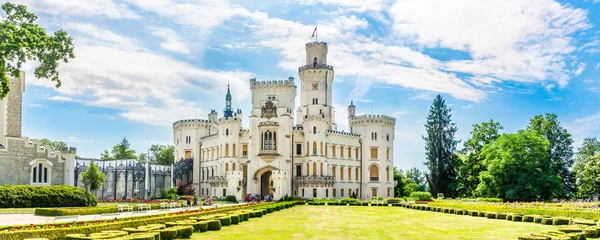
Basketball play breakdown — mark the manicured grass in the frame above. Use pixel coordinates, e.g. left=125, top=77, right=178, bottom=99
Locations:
left=0, top=208, right=36, bottom=214
left=195, top=205, right=557, bottom=240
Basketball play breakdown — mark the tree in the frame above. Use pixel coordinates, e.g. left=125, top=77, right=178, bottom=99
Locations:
left=138, top=153, right=149, bottom=163
left=526, top=113, right=574, bottom=197
left=457, top=120, right=503, bottom=197
left=0, top=3, right=75, bottom=99
left=573, top=138, right=600, bottom=197
left=476, top=130, right=561, bottom=201
left=39, top=138, right=68, bottom=151
left=81, top=160, right=106, bottom=193
left=405, top=167, right=426, bottom=191
left=393, top=167, right=406, bottom=197
left=101, top=137, right=137, bottom=160
left=150, top=144, right=175, bottom=165
left=423, top=95, right=460, bottom=198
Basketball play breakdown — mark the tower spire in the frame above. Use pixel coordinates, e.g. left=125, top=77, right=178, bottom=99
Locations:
left=224, top=83, right=233, bottom=118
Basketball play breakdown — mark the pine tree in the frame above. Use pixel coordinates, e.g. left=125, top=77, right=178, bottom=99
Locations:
left=423, top=95, right=460, bottom=198
left=82, top=160, right=106, bottom=193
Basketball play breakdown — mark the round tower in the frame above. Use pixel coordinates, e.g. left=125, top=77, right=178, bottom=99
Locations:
left=298, top=42, right=335, bottom=129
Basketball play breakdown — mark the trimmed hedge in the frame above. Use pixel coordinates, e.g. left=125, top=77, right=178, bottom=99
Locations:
left=0, top=185, right=96, bottom=208
left=540, top=218, right=553, bottom=225
left=430, top=201, right=600, bottom=220
left=523, top=215, right=536, bottom=222
left=35, top=203, right=165, bottom=216
left=230, top=214, right=240, bottom=225
left=217, top=217, right=232, bottom=226
left=203, top=220, right=221, bottom=231
left=172, top=225, right=193, bottom=238
left=66, top=230, right=128, bottom=239
left=512, top=215, right=523, bottom=222
left=552, top=218, right=570, bottom=225
left=154, top=228, right=177, bottom=240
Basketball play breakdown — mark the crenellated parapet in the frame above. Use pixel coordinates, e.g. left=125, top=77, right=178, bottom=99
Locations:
left=349, top=114, right=396, bottom=127
left=250, top=77, right=296, bottom=89
left=173, top=118, right=213, bottom=130
left=326, top=129, right=361, bottom=139
left=218, top=116, right=242, bottom=124
left=303, top=114, right=329, bottom=123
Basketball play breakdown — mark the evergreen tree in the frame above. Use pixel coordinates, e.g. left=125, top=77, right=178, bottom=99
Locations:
left=81, top=160, right=106, bottom=193
left=101, top=137, right=137, bottom=160
left=423, top=95, right=460, bottom=198
left=526, top=113, right=574, bottom=197
left=457, top=120, right=503, bottom=197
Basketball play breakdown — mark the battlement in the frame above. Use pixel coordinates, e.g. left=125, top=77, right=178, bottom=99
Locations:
left=326, top=129, right=361, bottom=138
left=306, top=41, right=328, bottom=48
left=218, top=116, right=242, bottom=124
left=250, top=77, right=296, bottom=89
left=173, top=118, right=213, bottom=128
left=304, top=114, right=329, bottom=122
left=349, top=114, right=396, bottom=127
left=298, top=64, right=334, bottom=73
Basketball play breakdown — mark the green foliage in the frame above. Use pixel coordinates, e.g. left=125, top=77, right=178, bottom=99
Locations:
left=217, top=216, right=231, bottom=226
left=161, top=187, right=177, bottom=200
left=409, top=191, right=433, bottom=201
left=225, top=195, right=238, bottom=203
left=406, top=167, right=427, bottom=191
left=102, top=137, right=137, bottom=160
left=476, top=130, right=562, bottom=201
left=204, top=220, right=221, bottom=231
left=526, top=113, right=574, bottom=198
left=39, top=138, right=68, bottom=151
left=423, top=95, right=460, bottom=198
left=150, top=144, right=175, bottom=165
left=35, top=203, right=164, bottom=216
left=0, top=2, right=75, bottom=99
left=573, top=137, right=600, bottom=197
left=0, top=185, right=96, bottom=208
left=171, top=225, right=193, bottom=238
left=81, top=160, right=106, bottom=192
left=457, top=120, right=503, bottom=197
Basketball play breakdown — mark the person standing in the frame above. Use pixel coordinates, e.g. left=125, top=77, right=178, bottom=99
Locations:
left=193, top=195, right=198, bottom=207
left=187, top=195, right=191, bottom=207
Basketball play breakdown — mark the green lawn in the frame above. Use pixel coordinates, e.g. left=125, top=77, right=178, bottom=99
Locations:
left=0, top=202, right=187, bottom=214
left=195, top=205, right=557, bottom=240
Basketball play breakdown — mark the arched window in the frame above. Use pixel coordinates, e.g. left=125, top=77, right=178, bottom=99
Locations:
left=386, top=134, right=389, bottom=141
left=375, top=133, right=377, bottom=140
left=313, top=57, right=318, bottom=67
left=225, top=163, right=229, bottom=173
left=313, top=126, right=316, bottom=134
left=320, top=162, right=324, bottom=176
left=263, top=131, right=276, bottom=150
left=315, top=98, right=318, bottom=104
left=371, top=133, right=374, bottom=140
left=312, top=141, right=317, bottom=155
left=232, top=163, right=236, bottom=171
left=355, top=168, right=359, bottom=181
left=211, top=167, right=214, bottom=177
left=386, top=166, right=390, bottom=181
left=225, top=144, right=229, bottom=156
left=370, top=165, right=379, bottom=181
left=312, top=162, right=317, bottom=176
left=320, top=142, right=323, bottom=155
left=273, top=132, right=277, bottom=149
left=232, top=144, right=236, bottom=156
left=226, top=128, right=229, bottom=136
left=30, top=159, right=52, bottom=185
left=348, top=167, right=352, bottom=180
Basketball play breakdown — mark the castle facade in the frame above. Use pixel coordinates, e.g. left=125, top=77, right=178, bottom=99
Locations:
left=173, top=42, right=396, bottom=200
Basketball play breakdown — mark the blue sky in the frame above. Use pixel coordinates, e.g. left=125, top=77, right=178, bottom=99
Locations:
left=10, top=0, right=600, bottom=171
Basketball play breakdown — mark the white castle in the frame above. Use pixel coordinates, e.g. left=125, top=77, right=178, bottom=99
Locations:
left=173, top=41, right=396, bottom=200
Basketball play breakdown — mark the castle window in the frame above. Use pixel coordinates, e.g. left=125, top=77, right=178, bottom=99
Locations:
left=370, top=148, right=378, bottom=159
left=313, top=126, right=316, bottom=134
left=355, top=168, right=359, bottom=180
left=348, top=167, right=351, bottom=181
left=332, top=166, right=336, bottom=178
left=386, top=166, right=390, bottom=181
left=30, top=159, right=52, bottom=185
left=333, top=189, right=337, bottom=198
left=296, top=143, right=302, bottom=155
left=312, top=162, right=317, bottom=177
left=296, top=165, right=302, bottom=176
left=386, top=148, right=390, bottom=160
left=371, top=133, right=377, bottom=140
left=386, top=134, right=389, bottom=141
left=243, top=144, right=248, bottom=156
left=313, top=57, right=318, bottom=67
left=225, top=144, right=229, bottom=156
left=225, top=163, right=229, bottom=173
left=262, top=130, right=276, bottom=150
left=370, top=164, right=379, bottom=182
left=226, top=129, right=229, bottom=136
left=312, top=141, right=317, bottom=155
left=232, top=144, right=236, bottom=156
left=267, top=96, right=276, bottom=101
left=340, top=166, right=344, bottom=180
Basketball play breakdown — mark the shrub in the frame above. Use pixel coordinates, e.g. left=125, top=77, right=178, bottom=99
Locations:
left=66, top=230, right=128, bottom=239
left=455, top=210, right=464, bottom=215
left=217, top=217, right=232, bottom=226
left=448, top=209, right=455, bottom=214
left=204, top=220, right=221, bottom=231
left=194, top=222, right=208, bottom=232
left=225, top=195, right=238, bottom=203
left=512, top=215, right=523, bottom=221
left=496, top=213, right=507, bottom=220
left=552, top=218, right=570, bottom=225
left=540, top=218, right=553, bottom=225
left=533, top=216, right=544, bottom=224
left=154, top=228, right=177, bottom=240
left=523, top=215, right=536, bottom=222
left=506, top=214, right=513, bottom=221
left=469, top=211, right=479, bottom=217
left=486, top=212, right=497, bottom=219
left=0, top=185, right=96, bottom=208
left=517, top=235, right=551, bottom=240
left=172, top=225, right=194, bottom=238
left=230, top=214, right=240, bottom=224
left=254, top=210, right=263, bottom=217
left=409, top=192, right=433, bottom=201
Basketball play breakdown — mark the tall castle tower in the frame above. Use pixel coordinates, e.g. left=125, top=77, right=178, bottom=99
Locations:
left=297, top=42, right=335, bottom=130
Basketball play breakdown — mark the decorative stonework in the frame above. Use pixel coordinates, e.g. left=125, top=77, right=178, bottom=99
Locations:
left=261, top=101, right=277, bottom=119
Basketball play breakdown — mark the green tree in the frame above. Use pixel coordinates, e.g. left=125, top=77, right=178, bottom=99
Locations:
left=101, top=137, right=137, bottom=160
left=39, top=138, right=68, bottom=151
left=138, top=152, right=149, bottom=163
left=0, top=3, right=75, bottom=99
left=457, top=120, right=503, bottom=197
left=423, top=95, right=460, bottom=198
left=149, top=144, right=175, bottom=165
left=81, top=160, right=106, bottom=193
left=393, top=167, right=406, bottom=197
left=476, top=130, right=561, bottom=201
left=573, top=138, right=600, bottom=197
left=405, top=167, right=426, bottom=191
left=526, top=113, right=574, bottom=197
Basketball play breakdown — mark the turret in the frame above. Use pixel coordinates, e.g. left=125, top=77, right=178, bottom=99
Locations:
left=305, top=42, right=328, bottom=67
left=208, top=110, right=218, bottom=123
left=298, top=41, right=335, bottom=129
left=348, top=101, right=356, bottom=117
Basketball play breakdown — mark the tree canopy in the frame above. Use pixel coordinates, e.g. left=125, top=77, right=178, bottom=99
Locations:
left=81, top=159, right=106, bottom=192
left=476, top=130, right=562, bottom=201
left=101, top=137, right=137, bottom=160
left=39, top=138, right=67, bottom=151
left=0, top=2, right=74, bottom=99
left=573, top=138, right=600, bottom=197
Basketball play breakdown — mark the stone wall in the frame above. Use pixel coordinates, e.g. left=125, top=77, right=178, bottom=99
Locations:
left=0, top=137, right=71, bottom=185
left=6, top=75, right=24, bottom=137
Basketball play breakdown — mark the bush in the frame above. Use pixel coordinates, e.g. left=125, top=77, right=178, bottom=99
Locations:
left=204, top=220, right=221, bottom=231
left=66, top=230, right=128, bottom=239
left=540, top=218, right=554, bottom=225
left=496, top=213, right=507, bottom=220
left=486, top=212, right=497, bottom=219
left=0, top=185, right=96, bottom=208
left=409, top=192, right=433, bottom=201
left=161, top=188, right=177, bottom=200
left=533, top=216, right=544, bottom=224
left=154, top=228, right=177, bottom=240
left=229, top=214, right=240, bottom=224
left=552, top=218, right=570, bottom=225
left=194, top=222, right=208, bottom=232
left=513, top=215, right=523, bottom=221
left=523, top=215, right=536, bottom=222
left=517, top=236, right=551, bottom=240
left=172, top=225, right=194, bottom=238
left=225, top=195, right=238, bottom=203
left=217, top=217, right=232, bottom=226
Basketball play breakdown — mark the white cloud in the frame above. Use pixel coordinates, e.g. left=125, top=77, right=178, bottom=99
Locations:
left=410, top=92, right=435, bottom=101
left=295, top=0, right=390, bottom=12
left=332, top=15, right=368, bottom=31
left=565, top=112, right=600, bottom=148
left=596, top=63, right=600, bottom=69
left=12, top=0, right=139, bottom=19
left=66, top=136, right=94, bottom=143
left=48, top=96, right=79, bottom=102
left=148, top=27, right=190, bottom=54
left=28, top=103, right=44, bottom=108
left=462, top=104, right=473, bottom=110
left=389, top=0, right=589, bottom=87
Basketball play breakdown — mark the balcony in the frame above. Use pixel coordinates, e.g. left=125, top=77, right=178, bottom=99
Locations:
left=207, top=176, right=227, bottom=184
left=298, top=64, right=334, bottom=73
left=295, top=176, right=335, bottom=187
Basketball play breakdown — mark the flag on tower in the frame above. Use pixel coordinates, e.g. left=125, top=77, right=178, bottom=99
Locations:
left=312, top=25, right=317, bottom=37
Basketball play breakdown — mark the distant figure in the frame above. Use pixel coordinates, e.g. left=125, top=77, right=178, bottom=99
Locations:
left=193, top=195, right=198, bottom=206
left=187, top=195, right=191, bottom=207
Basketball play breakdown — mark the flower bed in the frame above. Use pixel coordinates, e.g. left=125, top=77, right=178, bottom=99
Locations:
left=428, top=201, right=600, bottom=220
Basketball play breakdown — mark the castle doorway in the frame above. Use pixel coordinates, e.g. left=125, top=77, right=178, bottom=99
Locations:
left=260, top=171, right=273, bottom=198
